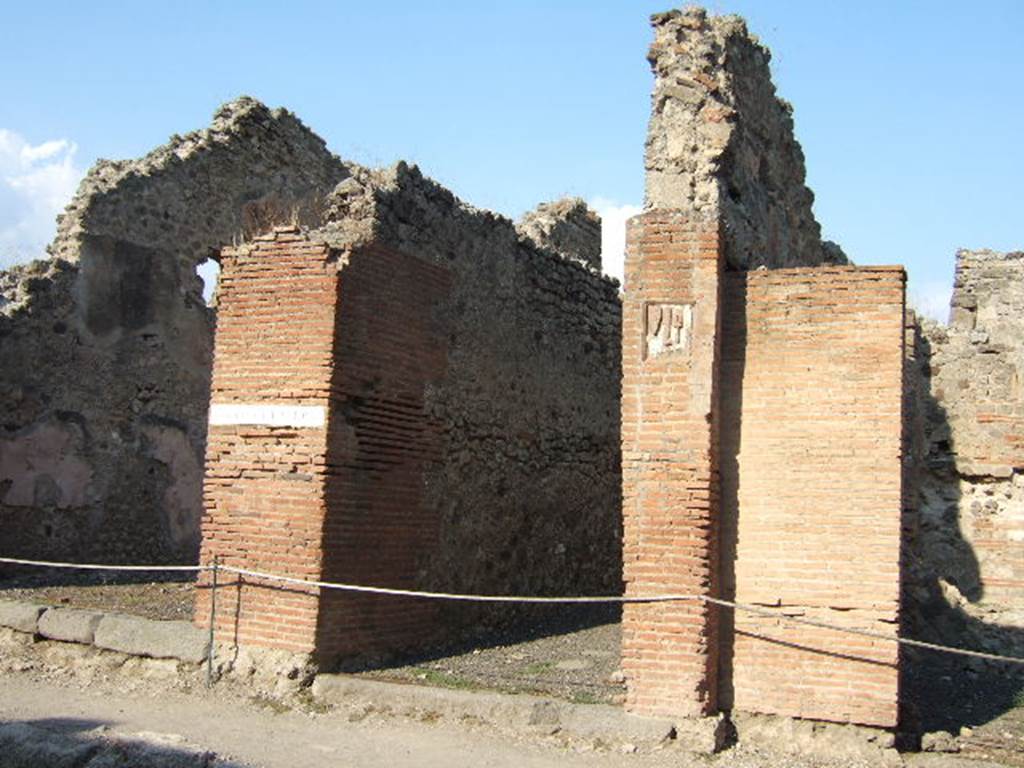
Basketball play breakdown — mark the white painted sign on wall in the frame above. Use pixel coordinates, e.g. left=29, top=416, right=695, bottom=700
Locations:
left=208, top=403, right=327, bottom=429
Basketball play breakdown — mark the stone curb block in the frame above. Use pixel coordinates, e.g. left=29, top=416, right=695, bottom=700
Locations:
left=311, top=674, right=679, bottom=748
left=38, top=607, right=104, bottom=645
left=94, top=614, right=209, bottom=663
left=0, top=599, right=46, bottom=634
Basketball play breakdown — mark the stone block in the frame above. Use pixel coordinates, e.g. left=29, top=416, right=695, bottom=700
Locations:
left=93, top=614, right=208, bottom=663
left=0, top=600, right=46, bottom=634
left=37, top=607, right=104, bottom=644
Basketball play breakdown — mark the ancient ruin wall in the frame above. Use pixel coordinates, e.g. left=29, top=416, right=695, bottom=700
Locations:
left=315, top=164, right=624, bottom=611
left=197, top=169, right=622, bottom=662
left=198, top=230, right=340, bottom=655
left=644, top=8, right=846, bottom=269
left=50, top=97, right=348, bottom=268
left=907, top=250, right=1024, bottom=654
left=0, top=99, right=347, bottom=564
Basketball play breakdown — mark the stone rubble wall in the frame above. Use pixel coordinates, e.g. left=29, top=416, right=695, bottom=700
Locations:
left=0, top=98, right=347, bottom=565
left=644, top=8, right=846, bottom=269
left=905, top=250, right=1024, bottom=656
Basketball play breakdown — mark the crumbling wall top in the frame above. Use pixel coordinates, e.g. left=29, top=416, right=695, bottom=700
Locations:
left=515, top=198, right=603, bottom=273
left=948, top=249, right=1024, bottom=337
left=316, top=162, right=618, bottom=290
left=645, top=7, right=847, bottom=269
left=50, top=96, right=349, bottom=269
left=0, top=259, right=74, bottom=320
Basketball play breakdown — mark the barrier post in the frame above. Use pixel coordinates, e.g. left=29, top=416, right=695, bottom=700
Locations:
left=206, top=555, right=218, bottom=688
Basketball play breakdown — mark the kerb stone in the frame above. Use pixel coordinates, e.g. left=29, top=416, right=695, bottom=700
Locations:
left=94, top=614, right=209, bottom=663
left=38, top=607, right=104, bottom=644
left=0, top=600, right=46, bottom=634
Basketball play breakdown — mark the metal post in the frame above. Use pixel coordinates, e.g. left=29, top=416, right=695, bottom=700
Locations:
left=206, top=555, right=218, bottom=688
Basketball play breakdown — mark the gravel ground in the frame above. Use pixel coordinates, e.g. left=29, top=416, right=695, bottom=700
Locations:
left=0, top=569, right=196, bottom=621
left=350, top=605, right=625, bottom=704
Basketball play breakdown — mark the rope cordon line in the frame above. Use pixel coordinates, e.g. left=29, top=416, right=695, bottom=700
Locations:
left=2, top=556, right=1022, bottom=666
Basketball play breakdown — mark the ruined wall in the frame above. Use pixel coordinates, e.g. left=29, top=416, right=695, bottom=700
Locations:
left=198, top=168, right=622, bottom=662
left=621, top=9, right=914, bottom=727
left=906, top=250, right=1024, bottom=656
left=720, top=267, right=905, bottom=728
left=644, top=8, right=846, bottom=269
left=314, top=164, right=623, bottom=609
left=0, top=98, right=347, bottom=565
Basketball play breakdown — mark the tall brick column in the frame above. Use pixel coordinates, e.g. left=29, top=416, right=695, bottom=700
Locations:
left=197, top=228, right=339, bottom=655
left=196, top=227, right=450, bottom=664
left=620, top=211, right=723, bottom=718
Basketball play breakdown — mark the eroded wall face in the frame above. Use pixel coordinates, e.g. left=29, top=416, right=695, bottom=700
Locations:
left=719, top=267, right=905, bottom=727
left=621, top=211, right=722, bottom=718
left=0, top=245, right=209, bottom=566
left=1, top=98, right=347, bottom=566
left=198, top=230, right=339, bottom=654
left=907, top=250, right=1024, bottom=656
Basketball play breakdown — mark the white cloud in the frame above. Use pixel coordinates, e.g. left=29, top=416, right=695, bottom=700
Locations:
left=590, top=197, right=642, bottom=284
left=0, top=129, right=84, bottom=270
left=908, top=278, right=953, bottom=324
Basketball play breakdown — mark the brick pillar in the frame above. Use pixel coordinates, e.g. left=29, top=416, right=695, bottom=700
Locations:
left=196, top=228, right=338, bottom=655
left=620, top=211, right=723, bottom=718
left=196, top=228, right=450, bottom=664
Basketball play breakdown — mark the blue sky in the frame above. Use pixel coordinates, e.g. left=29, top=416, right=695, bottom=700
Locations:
left=1, top=1, right=1021, bottom=319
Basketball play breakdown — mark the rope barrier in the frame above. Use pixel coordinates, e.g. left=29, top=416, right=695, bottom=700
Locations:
left=216, top=564, right=698, bottom=604
left=3, top=555, right=1023, bottom=666
left=702, top=596, right=1024, bottom=665
left=0, top=556, right=206, bottom=573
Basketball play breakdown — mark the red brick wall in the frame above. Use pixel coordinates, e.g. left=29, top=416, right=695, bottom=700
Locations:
left=197, top=228, right=338, bottom=653
left=621, top=211, right=723, bottom=718
left=719, top=266, right=905, bottom=727
left=316, top=243, right=451, bottom=663
left=196, top=229, right=450, bottom=663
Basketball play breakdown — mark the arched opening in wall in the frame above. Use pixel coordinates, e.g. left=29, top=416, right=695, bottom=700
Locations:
left=195, top=257, right=221, bottom=306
